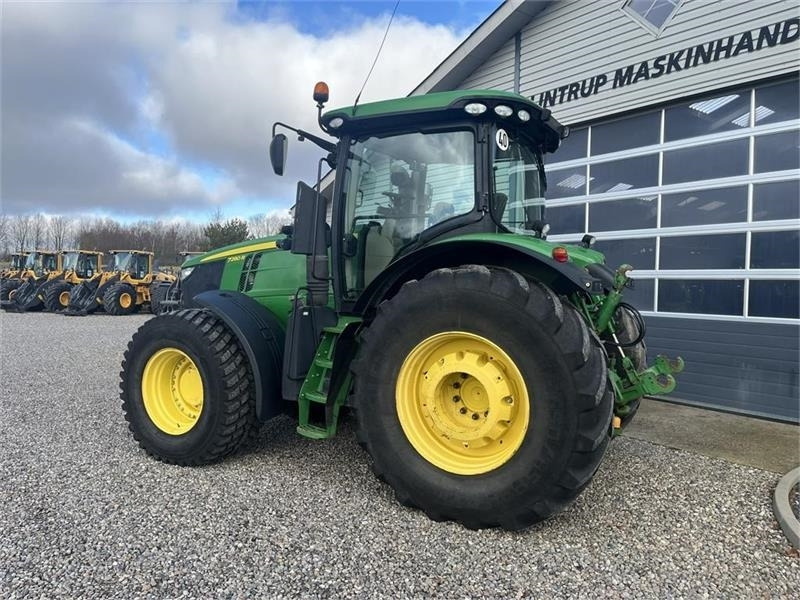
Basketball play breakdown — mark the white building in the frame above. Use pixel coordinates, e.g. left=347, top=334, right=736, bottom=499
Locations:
left=414, top=0, right=800, bottom=421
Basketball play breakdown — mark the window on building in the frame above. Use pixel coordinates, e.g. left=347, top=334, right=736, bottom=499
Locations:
left=749, top=280, right=800, bottom=319
left=543, top=75, right=800, bottom=322
left=750, top=231, right=800, bottom=269
left=594, top=237, right=656, bottom=270
left=548, top=127, right=588, bottom=164
left=589, top=154, right=659, bottom=194
left=754, top=130, right=800, bottom=173
left=662, top=138, right=749, bottom=184
left=660, top=233, right=746, bottom=270
left=661, top=186, right=747, bottom=227
left=658, top=280, right=744, bottom=316
left=547, top=166, right=587, bottom=199
left=623, top=0, right=680, bottom=31
left=664, top=91, right=751, bottom=141
left=546, top=204, right=585, bottom=234
left=589, top=196, right=657, bottom=231
left=752, top=180, right=800, bottom=221
left=755, top=79, right=800, bottom=125
left=591, top=111, right=660, bottom=155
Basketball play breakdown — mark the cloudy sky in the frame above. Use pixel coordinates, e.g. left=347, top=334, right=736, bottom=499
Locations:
left=1, top=1, right=499, bottom=222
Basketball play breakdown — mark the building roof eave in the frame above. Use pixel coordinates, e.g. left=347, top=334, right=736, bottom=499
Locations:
left=410, top=0, right=551, bottom=96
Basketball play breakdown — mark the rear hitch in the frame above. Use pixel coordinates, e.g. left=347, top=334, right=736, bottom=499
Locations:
left=609, top=353, right=685, bottom=436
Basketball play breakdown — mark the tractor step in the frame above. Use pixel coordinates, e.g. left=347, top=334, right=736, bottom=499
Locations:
left=296, top=316, right=361, bottom=440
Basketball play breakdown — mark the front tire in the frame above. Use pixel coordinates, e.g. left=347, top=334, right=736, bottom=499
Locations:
left=120, top=309, right=256, bottom=464
left=351, top=266, right=612, bottom=530
left=104, top=283, right=137, bottom=315
left=44, top=281, right=72, bottom=312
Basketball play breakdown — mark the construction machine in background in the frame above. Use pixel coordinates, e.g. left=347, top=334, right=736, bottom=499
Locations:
left=64, top=250, right=175, bottom=316
left=0, top=250, right=61, bottom=309
left=1, top=253, right=30, bottom=281
left=150, top=251, right=204, bottom=315
left=38, top=251, right=105, bottom=312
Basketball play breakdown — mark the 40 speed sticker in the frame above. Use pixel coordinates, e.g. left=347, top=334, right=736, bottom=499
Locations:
left=496, top=128, right=509, bottom=151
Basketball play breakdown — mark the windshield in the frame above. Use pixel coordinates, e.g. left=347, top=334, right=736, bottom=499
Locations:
left=492, top=130, right=546, bottom=234
left=63, top=252, right=78, bottom=271
left=342, top=129, right=475, bottom=296
left=113, top=252, right=133, bottom=271
left=24, top=253, right=37, bottom=269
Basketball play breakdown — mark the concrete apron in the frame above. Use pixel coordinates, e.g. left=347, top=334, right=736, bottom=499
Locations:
left=625, top=398, right=799, bottom=474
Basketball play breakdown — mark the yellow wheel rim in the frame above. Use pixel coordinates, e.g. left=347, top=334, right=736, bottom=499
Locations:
left=142, top=347, right=204, bottom=435
left=120, top=292, right=132, bottom=308
left=396, top=331, right=530, bottom=475
left=59, top=291, right=70, bottom=307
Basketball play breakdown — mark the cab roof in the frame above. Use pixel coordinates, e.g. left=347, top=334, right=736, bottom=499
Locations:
left=61, top=250, right=104, bottom=255
left=110, top=250, right=153, bottom=255
left=321, top=89, right=566, bottom=152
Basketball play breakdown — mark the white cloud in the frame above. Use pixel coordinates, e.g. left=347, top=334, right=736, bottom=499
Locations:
left=1, top=2, right=467, bottom=220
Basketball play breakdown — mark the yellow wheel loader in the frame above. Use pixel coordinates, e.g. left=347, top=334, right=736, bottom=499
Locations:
left=0, top=250, right=61, bottom=309
left=0, top=252, right=30, bottom=281
left=40, top=251, right=104, bottom=312
left=64, top=250, right=175, bottom=316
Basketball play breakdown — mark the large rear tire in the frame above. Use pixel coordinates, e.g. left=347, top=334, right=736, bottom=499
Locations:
left=104, top=283, right=137, bottom=315
left=120, top=309, right=256, bottom=464
left=351, top=266, right=612, bottom=530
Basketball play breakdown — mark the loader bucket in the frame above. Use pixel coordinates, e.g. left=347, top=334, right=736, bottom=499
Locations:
left=0, top=277, right=46, bottom=312
left=63, top=275, right=119, bottom=316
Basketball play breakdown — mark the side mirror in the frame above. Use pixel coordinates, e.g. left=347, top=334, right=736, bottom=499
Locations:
left=270, top=133, right=288, bottom=176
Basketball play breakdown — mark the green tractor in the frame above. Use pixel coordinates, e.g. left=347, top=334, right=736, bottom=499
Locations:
left=119, top=84, right=683, bottom=529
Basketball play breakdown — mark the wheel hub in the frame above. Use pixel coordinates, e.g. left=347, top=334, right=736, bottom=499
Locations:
left=142, top=347, right=204, bottom=435
left=396, top=331, right=530, bottom=475
left=59, top=291, right=70, bottom=306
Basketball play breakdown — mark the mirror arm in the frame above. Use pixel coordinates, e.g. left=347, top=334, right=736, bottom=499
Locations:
left=272, top=122, right=337, bottom=154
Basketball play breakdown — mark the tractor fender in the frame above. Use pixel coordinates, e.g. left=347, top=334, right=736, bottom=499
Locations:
left=353, top=239, right=604, bottom=315
left=193, top=290, right=285, bottom=422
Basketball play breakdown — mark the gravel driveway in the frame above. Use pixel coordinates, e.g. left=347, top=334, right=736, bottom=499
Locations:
left=1, top=311, right=797, bottom=598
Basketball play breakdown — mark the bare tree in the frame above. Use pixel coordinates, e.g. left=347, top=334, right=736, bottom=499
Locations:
left=248, top=211, right=291, bottom=238
left=12, top=215, right=31, bottom=252
left=49, top=215, right=73, bottom=250
left=31, top=213, right=47, bottom=249
left=0, top=213, right=9, bottom=257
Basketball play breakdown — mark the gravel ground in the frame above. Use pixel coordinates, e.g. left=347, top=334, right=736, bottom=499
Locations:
left=1, top=311, right=797, bottom=598
left=793, top=485, right=800, bottom=522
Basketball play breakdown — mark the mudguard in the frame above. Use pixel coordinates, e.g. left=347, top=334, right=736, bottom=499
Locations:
left=193, top=290, right=285, bottom=422
left=353, top=239, right=604, bottom=314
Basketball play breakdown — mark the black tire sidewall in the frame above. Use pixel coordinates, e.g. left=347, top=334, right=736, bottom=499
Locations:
left=123, top=315, right=239, bottom=461
left=45, top=282, right=72, bottom=311
left=106, top=283, right=136, bottom=315
left=357, top=284, right=581, bottom=515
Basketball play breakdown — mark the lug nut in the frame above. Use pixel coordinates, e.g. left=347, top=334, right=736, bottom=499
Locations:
left=460, top=373, right=468, bottom=379
left=471, top=413, right=479, bottom=420
left=452, top=395, right=461, bottom=403
left=452, top=382, right=461, bottom=389
left=459, top=407, right=467, bottom=415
